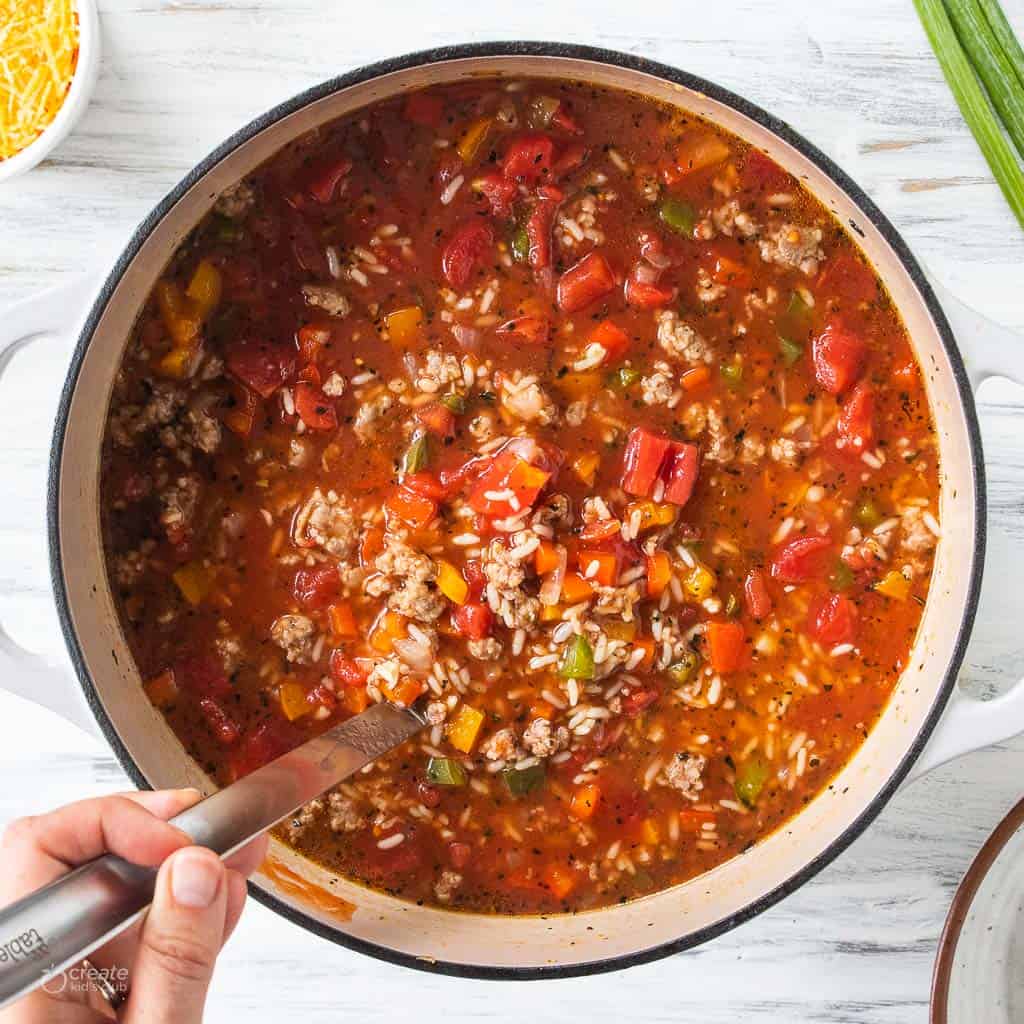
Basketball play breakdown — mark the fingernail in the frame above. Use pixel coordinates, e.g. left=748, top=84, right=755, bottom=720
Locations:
left=170, top=849, right=222, bottom=908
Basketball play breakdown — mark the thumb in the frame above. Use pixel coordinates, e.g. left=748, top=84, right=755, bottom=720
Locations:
left=122, top=847, right=228, bottom=1023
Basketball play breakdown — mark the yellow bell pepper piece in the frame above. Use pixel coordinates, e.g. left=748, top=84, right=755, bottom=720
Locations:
left=642, top=818, right=660, bottom=845
left=624, top=500, right=677, bottom=532
left=683, top=564, right=716, bottom=600
left=456, top=117, right=493, bottom=163
left=572, top=451, right=601, bottom=487
left=144, top=670, right=179, bottom=709
left=875, top=570, right=911, bottom=601
left=555, top=371, right=602, bottom=401
left=369, top=610, right=406, bottom=653
left=540, top=603, right=563, bottom=622
left=602, top=619, right=637, bottom=643
left=436, top=560, right=469, bottom=605
left=155, top=281, right=203, bottom=348
left=185, top=260, right=223, bottom=320
left=446, top=705, right=484, bottom=753
left=172, top=562, right=212, bottom=606
left=156, top=343, right=202, bottom=380
left=279, top=682, right=311, bottom=721
left=384, top=306, right=424, bottom=347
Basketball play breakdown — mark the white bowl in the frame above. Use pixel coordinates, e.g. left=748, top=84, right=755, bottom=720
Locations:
left=0, top=0, right=101, bottom=184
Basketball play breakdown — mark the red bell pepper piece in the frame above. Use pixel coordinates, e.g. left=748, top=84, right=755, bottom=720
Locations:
left=384, top=485, right=439, bottom=530
left=441, top=219, right=495, bottom=289
left=662, top=442, right=700, bottom=507
left=467, top=451, right=551, bottom=518
left=707, top=621, right=746, bottom=673
left=294, top=367, right=337, bottom=431
left=589, top=320, right=630, bottom=363
left=525, top=185, right=563, bottom=269
left=620, top=427, right=673, bottom=497
left=812, top=318, right=868, bottom=395
left=743, top=569, right=773, bottom=619
left=556, top=251, right=617, bottom=312
left=835, top=381, right=874, bottom=451
left=770, top=536, right=833, bottom=583
left=416, top=402, right=457, bottom=438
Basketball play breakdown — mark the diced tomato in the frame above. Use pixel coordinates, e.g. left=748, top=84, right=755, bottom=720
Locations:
left=305, top=155, right=353, bottom=204
left=292, top=565, right=340, bottom=610
left=467, top=451, right=550, bottom=518
left=329, top=651, right=370, bottom=688
left=402, top=91, right=444, bottom=128
left=198, top=697, right=240, bottom=746
left=809, top=592, right=859, bottom=647
left=452, top=602, right=493, bottom=639
left=401, top=471, right=447, bottom=501
left=743, top=569, right=773, bottom=619
left=462, top=559, right=487, bottom=601
left=384, top=485, right=438, bottom=530
left=556, top=251, right=617, bottom=312
left=551, top=103, right=583, bottom=135
left=620, top=427, right=672, bottom=497
left=621, top=687, right=659, bottom=717
left=710, top=254, right=753, bottom=289
left=296, top=324, right=332, bottom=364
left=229, top=718, right=297, bottom=779
left=741, top=149, right=789, bottom=192
left=662, top=442, right=700, bottom=507
left=359, top=527, right=384, bottom=568
left=416, top=402, right=456, bottom=438
left=817, top=252, right=878, bottom=306
left=441, top=219, right=494, bottom=288
left=501, top=132, right=555, bottom=184
left=294, top=372, right=337, bottom=431
left=812, top=317, right=868, bottom=395
left=770, top=535, right=833, bottom=583
left=707, top=621, right=746, bottom=673
left=472, top=171, right=518, bottom=218
left=448, top=841, right=472, bottom=869
left=836, top=381, right=874, bottom=451
left=496, top=316, right=551, bottom=346
left=327, top=601, right=358, bottom=639
left=551, top=142, right=588, bottom=180
left=226, top=338, right=296, bottom=398
left=624, top=275, right=676, bottom=309
left=305, top=682, right=337, bottom=714
left=525, top=185, right=563, bottom=269
left=589, top=320, right=630, bottom=363
left=578, top=518, right=621, bottom=544
left=176, top=654, right=231, bottom=698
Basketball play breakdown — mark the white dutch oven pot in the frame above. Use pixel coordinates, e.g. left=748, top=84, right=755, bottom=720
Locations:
left=1, top=43, right=1023, bottom=978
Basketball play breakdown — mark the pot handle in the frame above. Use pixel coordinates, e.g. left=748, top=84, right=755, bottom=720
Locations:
left=908, top=279, right=1024, bottom=781
left=0, top=277, right=103, bottom=739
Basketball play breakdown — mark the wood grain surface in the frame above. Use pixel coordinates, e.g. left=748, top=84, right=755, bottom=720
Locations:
left=1, top=1, right=1023, bottom=1019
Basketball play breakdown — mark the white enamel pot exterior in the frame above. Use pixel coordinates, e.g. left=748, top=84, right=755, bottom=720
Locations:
left=3, top=43, right=1024, bottom=978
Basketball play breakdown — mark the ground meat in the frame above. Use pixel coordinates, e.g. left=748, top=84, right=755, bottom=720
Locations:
left=565, top=399, right=589, bottom=427
left=696, top=267, right=726, bottom=304
left=480, top=727, right=519, bottom=762
left=656, top=310, right=712, bottom=365
left=425, top=700, right=448, bottom=726
left=480, top=538, right=541, bottom=630
left=109, top=384, right=185, bottom=448
left=434, top=870, right=463, bottom=904
left=899, top=506, right=939, bottom=570
left=703, top=404, right=736, bottom=463
left=739, top=435, right=766, bottom=463
left=758, top=223, right=823, bottom=276
left=468, top=413, right=495, bottom=442
left=769, top=436, right=805, bottom=467
left=186, top=407, right=222, bottom=454
left=288, top=438, right=313, bottom=468
left=270, top=613, right=319, bottom=665
left=215, top=180, right=255, bottom=219
left=641, top=364, right=676, bottom=406
left=533, top=493, right=572, bottom=530
left=327, top=792, right=365, bottom=833
left=113, top=545, right=152, bottom=587
left=365, top=534, right=445, bottom=622
left=467, top=637, right=503, bottom=661
left=660, top=752, right=707, bottom=799
left=500, top=373, right=557, bottom=425
left=353, top=393, right=393, bottom=442
left=712, top=199, right=760, bottom=238
left=680, top=402, right=708, bottom=439
left=301, top=284, right=351, bottom=318
left=415, top=349, right=464, bottom=393
left=521, top=718, right=569, bottom=758
left=159, top=475, right=201, bottom=539
left=292, top=488, right=358, bottom=559
left=322, top=372, right=347, bottom=397
left=285, top=798, right=322, bottom=841
left=215, top=634, right=243, bottom=674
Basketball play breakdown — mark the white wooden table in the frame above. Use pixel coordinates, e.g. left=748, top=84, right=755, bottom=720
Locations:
left=2, top=1, right=1024, bottom=1019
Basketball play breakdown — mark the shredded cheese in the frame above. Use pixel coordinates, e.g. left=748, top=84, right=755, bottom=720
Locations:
left=0, top=0, right=79, bottom=161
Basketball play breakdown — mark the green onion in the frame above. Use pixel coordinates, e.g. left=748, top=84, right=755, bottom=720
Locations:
left=510, top=224, right=530, bottom=263
left=502, top=763, right=545, bottom=797
left=559, top=635, right=595, bottom=680
left=978, top=0, right=1024, bottom=91
left=610, top=366, right=640, bottom=389
left=720, top=360, right=743, bottom=387
left=855, top=495, right=881, bottom=528
left=735, top=755, right=769, bottom=808
left=666, top=650, right=700, bottom=685
left=402, top=432, right=429, bottom=474
left=915, top=0, right=1024, bottom=229
left=658, top=197, right=696, bottom=236
left=946, top=0, right=1024, bottom=158
left=831, top=559, right=855, bottom=592
left=426, top=757, right=467, bottom=787
left=778, top=336, right=804, bottom=367
left=440, top=392, right=466, bottom=414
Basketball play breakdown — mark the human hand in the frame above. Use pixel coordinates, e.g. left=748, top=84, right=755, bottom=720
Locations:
left=0, top=789, right=268, bottom=1023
